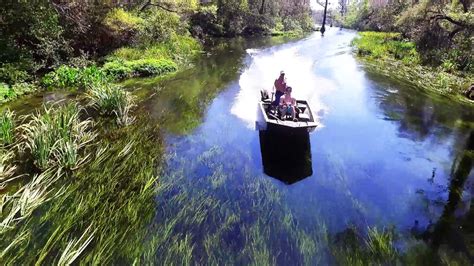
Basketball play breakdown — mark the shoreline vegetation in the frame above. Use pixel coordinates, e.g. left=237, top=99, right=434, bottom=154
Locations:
left=352, top=32, right=473, bottom=103
left=0, top=1, right=315, bottom=105
left=334, top=0, right=473, bottom=102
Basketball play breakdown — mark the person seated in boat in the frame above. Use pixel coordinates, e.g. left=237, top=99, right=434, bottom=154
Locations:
left=279, top=86, right=297, bottom=121
left=273, top=71, right=287, bottom=106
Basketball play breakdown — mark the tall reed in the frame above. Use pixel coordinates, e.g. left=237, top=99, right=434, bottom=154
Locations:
left=0, top=149, right=17, bottom=189
left=20, top=104, right=95, bottom=170
left=87, top=84, right=135, bottom=126
left=0, top=109, right=15, bottom=146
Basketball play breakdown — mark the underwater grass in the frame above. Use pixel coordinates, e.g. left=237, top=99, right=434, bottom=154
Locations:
left=149, top=145, right=332, bottom=265
left=87, top=83, right=135, bottom=126
left=1, top=169, right=63, bottom=235
left=20, top=103, right=96, bottom=170
left=1, top=120, right=164, bottom=264
left=0, top=149, right=17, bottom=189
left=0, top=109, right=15, bottom=146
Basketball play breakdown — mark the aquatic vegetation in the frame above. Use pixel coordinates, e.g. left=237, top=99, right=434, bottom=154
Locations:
left=20, top=103, right=95, bottom=170
left=102, top=59, right=178, bottom=80
left=353, top=32, right=473, bottom=98
left=1, top=169, right=63, bottom=234
left=365, top=227, right=398, bottom=262
left=352, top=32, right=420, bottom=64
left=0, top=149, right=17, bottom=189
left=0, top=109, right=15, bottom=146
left=0, top=122, right=163, bottom=264
left=0, top=82, right=36, bottom=104
left=57, top=224, right=96, bottom=265
left=148, top=146, right=332, bottom=264
left=42, top=65, right=110, bottom=90
left=87, top=83, right=135, bottom=126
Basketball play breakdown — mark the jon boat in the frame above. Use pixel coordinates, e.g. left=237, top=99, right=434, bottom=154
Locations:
left=259, top=91, right=318, bottom=132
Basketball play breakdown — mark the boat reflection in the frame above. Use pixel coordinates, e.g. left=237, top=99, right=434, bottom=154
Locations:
left=259, top=129, right=313, bottom=184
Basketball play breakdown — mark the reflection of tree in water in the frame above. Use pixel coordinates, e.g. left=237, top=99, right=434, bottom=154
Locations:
left=418, top=131, right=474, bottom=260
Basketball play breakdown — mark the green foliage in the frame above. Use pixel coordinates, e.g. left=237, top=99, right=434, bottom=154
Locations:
left=0, top=83, right=15, bottom=103
left=352, top=32, right=420, bottom=65
left=343, top=0, right=472, bottom=72
left=87, top=84, right=135, bottom=126
left=101, top=61, right=133, bottom=80
left=190, top=0, right=313, bottom=37
left=129, top=59, right=178, bottom=77
left=283, top=17, right=303, bottom=32
left=103, top=59, right=178, bottom=80
left=104, top=8, right=143, bottom=33
left=0, top=82, right=36, bottom=104
left=41, top=66, right=80, bottom=89
left=42, top=65, right=110, bottom=90
left=20, top=104, right=95, bottom=170
left=343, top=0, right=370, bottom=29
left=138, top=9, right=187, bottom=44
left=0, top=63, right=31, bottom=85
left=0, top=2, right=71, bottom=71
left=108, top=34, right=200, bottom=65
left=0, top=109, right=15, bottom=146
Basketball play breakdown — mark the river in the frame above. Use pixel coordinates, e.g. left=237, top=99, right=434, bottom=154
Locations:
left=4, top=28, right=474, bottom=264
left=126, top=28, right=474, bottom=263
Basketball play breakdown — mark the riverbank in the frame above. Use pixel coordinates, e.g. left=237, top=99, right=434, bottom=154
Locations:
left=352, top=32, right=474, bottom=103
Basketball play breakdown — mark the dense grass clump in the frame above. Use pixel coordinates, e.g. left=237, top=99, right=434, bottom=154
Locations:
left=20, top=104, right=96, bottom=170
left=88, top=84, right=135, bottom=126
left=332, top=226, right=399, bottom=265
left=102, top=59, right=177, bottom=80
left=107, top=35, right=201, bottom=64
left=42, top=65, right=110, bottom=90
left=352, top=32, right=420, bottom=65
left=0, top=109, right=15, bottom=146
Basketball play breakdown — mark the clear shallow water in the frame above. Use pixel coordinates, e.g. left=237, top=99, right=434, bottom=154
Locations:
left=137, top=28, right=474, bottom=262
left=3, top=28, right=473, bottom=263
left=4, top=29, right=473, bottom=264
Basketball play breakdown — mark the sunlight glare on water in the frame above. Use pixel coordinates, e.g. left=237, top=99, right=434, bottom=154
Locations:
left=231, top=42, right=336, bottom=128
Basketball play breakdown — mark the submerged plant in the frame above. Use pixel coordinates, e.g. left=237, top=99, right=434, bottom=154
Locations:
left=57, top=224, right=96, bottom=265
left=366, top=227, right=398, bottom=262
left=0, top=149, right=17, bottom=189
left=1, top=122, right=163, bottom=264
left=1, top=169, right=63, bottom=234
left=87, top=83, right=135, bottom=126
left=20, top=104, right=95, bottom=170
left=0, top=109, right=15, bottom=146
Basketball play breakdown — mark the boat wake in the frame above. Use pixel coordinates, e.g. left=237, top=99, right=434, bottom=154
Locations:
left=231, top=43, right=335, bottom=130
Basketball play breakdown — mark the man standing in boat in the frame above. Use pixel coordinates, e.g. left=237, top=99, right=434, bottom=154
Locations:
left=273, top=71, right=287, bottom=106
